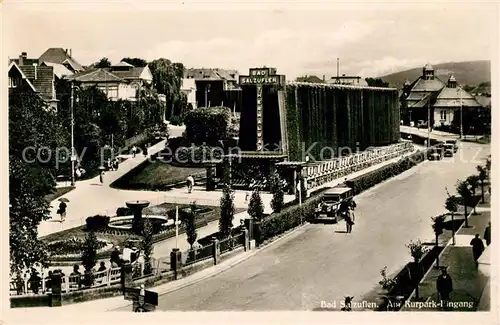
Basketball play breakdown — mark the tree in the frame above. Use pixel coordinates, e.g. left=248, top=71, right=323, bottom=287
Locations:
left=456, top=180, right=472, bottom=227
left=81, top=231, right=99, bottom=271
left=365, top=78, right=389, bottom=88
left=248, top=189, right=264, bottom=221
left=444, top=189, right=460, bottom=245
left=405, top=240, right=428, bottom=299
left=431, top=215, right=445, bottom=268
left=9, top=86, right=63, bottom=276
left=96, top=57, right=111, bottom=68
left=466, top=175, right=480, bottom=214
left=185, top=202, right=198, bottom=250
left=121, top=57, right=148, bottom=67
left=270, top=171, right=284, bottom=213
left=148, top=59, right=185, bottom=119
left=219, top=184, right=235, bottom=238
left=141, top=219, right=154, bottom=275
left=476, top=165, right=488, bottom=203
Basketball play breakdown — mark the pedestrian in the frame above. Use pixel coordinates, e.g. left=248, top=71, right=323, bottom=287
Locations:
left=57, top=201, right=67, bottom=222
left=436, top=267, right=453, bottom=310
left=99, top=171, right=104, bottom=184
left=345, top=211, right=354, bottom=233
left=187, top=174, right=194, bottom=193
left=245, top=192, right=249, bottom=203
left=28, top=268, right=41, bottom=294
left=484, top=222, right=491, bottom=246
left=470, top=233, right=485, bottom=267
left=132, top=146, right=137, bottom=158
left=143, top=145, right=148, bottom=157
left=97, top=261, right=107, bottom=272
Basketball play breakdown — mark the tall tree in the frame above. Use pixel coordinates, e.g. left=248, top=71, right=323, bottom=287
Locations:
left=9, top=86, right=63, bottom=275
left=248, top=189, right=264, bottom=221
left=219, top=184, right=235, bottom=238
left=476, top=165, right=487, bottom=203
left=270, top=171, right=284, bottom=213
left=185, top=202, right=198, bottom=250
left=121, top=57, right=148, bottom=67
left=96, top=57, right=111, bottom=68
left=141, top=219, right=154, bottom=275
left=148, top=58, right=185, bottom=119
left=456, top=180, right=472, bottom=227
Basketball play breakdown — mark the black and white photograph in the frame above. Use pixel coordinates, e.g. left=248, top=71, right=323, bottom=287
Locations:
left=2, top=0, right=497, bottom=323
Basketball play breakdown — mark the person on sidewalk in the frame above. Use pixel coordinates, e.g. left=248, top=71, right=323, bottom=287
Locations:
left=470, top=234, right=485, bottom=267
left=187, top=175, right=194, bottom=193
left=57, top=201, right=67, bottom=222
left=99, top=171, right=104, bottom=184
left=132, top=146, right=137, bottom=158
left=436, top=267, right=453, bottom=310
left=484, top=222, right=491, bottom=246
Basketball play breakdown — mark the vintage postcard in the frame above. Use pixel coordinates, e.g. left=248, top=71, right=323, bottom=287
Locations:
left=2, top=1, right=497, bottom=324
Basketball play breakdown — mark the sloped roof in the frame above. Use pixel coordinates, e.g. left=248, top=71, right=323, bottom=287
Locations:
left=39, top=48, right=83, bottom=71
left=112, top=61, right=134, bottom=67
left=8, top=62, right=37, bottom=92
left=423, top=63, right=434, bottom=71
left=69, top=68, right=124, bottom=83
left=475, top=95, right=491, bottom=108
left=184, top=68, right=220, bottom=79
left=410, top=76, right=446, bottom=92
left=107, top=67, right=146, bottom=80
left=9, top=58, right=39, bottom=66
left=410, top=94, right=431, bottom=108
left=41, top=62, right=73, bottom=78
left=434, top=87, right=481, bottom=108
left=18, top=65, right=55, bottom=100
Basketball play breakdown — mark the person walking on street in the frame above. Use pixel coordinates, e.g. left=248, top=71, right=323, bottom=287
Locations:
left=57, top=201, right=67, bottom=222
left=187, top=175, right=194, bottom=193
left=484, top=222, right=491, bottom=246
left=470, top=233, right=485, bottom=267
left=132, top=146, right=137, bottom=158
left=99, top=171, right=104, bottom=184
left=345, top=211, right=354, bottom=233
left=436, top=267, right=453, bottom=310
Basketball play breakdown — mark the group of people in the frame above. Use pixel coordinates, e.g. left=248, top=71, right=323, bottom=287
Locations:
left=436, top=222, right=491, bottom=310
left=110, top=243, right=145, bottom=269
left=131, top=145, right=148, bottom=158
left=105, top=158, right=120, bottom=171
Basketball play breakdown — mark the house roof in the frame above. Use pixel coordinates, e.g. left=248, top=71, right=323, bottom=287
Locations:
left=39, top=48, right=84, bottom=71
left=8, top=62, right=37, bottom=92
left=423, top=63, right=434, bottom=71
left=41, top=62, right=73, bottom=78
left=18, top=65, right=55, bottom=100
left=68, top=68, right=124, bottom=83
left=409, top=94, right=431, bottom=108
left=107, top=67, right=148, bottom=80
left=475, top=95, right=491, bottom=108
left=184, top=68, right=239, bottom=81
left=434, top=87, right=482, bottom=108
left=9, top=58, right=39, bottom=66
left=410, top=76, right=446, bottom=92
left=113, top=61, right=134, bottom=67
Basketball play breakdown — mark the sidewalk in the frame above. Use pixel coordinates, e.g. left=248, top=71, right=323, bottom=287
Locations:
left=38, top=126, right=184, bottom=237
left=402, top=195, right=491, bottom=311
left=400, top=125, right=460, bottom=140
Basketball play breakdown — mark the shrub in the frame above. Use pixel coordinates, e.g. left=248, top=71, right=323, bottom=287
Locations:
left=184, top=107, right=232, bottom=145
left=219, top=185, right=235, bottom=239
left=142, top=219, right=154, bottom=275
left=270, top=171, right=285, bottom=213
left=185, top=202, right=198, bottom=249
left=116, top=207, right=133, bottom=217
left=85, top=215, right=110, bottom=231
left=169, top=115, right=184, bottom=126
left=47, top=238, right=107, bottom=256
left=379, top=266, right=398, bottom=292
left=81, top=231, right=99, bottom=272
left=346, top=151, right=426, bottom=195
left=248, top=190, right=264, bottom=221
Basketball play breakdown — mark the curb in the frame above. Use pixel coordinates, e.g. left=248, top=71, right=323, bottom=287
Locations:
left=107, top=222, right=312, bottom=311
left=405, top=198, right=485, bottom=303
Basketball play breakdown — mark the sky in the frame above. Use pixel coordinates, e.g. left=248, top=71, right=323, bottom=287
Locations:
left=2, top=1, right=498, bottom=79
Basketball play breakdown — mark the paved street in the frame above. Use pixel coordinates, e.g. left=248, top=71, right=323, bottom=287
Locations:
left=113, top=141, right=488, bottom=311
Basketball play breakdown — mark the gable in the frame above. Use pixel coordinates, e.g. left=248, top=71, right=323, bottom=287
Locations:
left=140, top=66, right=153, bottom=82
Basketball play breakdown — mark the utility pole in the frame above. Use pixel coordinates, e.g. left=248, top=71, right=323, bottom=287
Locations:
left=459, top=86, right=463, bottom=139
left=70, top=82, right=76, bottom=186
left=427, top=94, right=431, bottom=147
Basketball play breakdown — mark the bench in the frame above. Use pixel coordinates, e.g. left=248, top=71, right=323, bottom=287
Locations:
left=108, top=267, right=121, bottom=284
left=93, top=269, right=108, bottom=286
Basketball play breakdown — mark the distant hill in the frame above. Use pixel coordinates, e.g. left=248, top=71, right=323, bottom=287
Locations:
left=379, top=60, right=490, bottom=89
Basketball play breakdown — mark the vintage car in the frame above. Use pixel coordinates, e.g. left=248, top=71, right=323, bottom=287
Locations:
left=427, top=147, right=443, bottom=161
left=314, top=186, right=353, bottom=222
left=445, top=139, right=458, bottom=153
left=443, top=144, right=454, bottom=157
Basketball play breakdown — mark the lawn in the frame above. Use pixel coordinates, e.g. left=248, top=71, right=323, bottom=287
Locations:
left=45, top=186, right=75, bottom=203
left=115, top=161, right=206, bottom=190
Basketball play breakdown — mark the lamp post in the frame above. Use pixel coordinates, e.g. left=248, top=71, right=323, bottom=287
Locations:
left=205, top=84, right=211, bottom=107
left=427, top=94, right=431, bottom=148
left=459, top=85, right=463, bottom=139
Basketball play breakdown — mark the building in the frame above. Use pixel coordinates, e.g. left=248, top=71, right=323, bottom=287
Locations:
left=38, top=48, right=84, bottom=73
left=401, top=64, right=482, bottom=127
left=8, top=61, right=58, bottom=110
left=183, top=68, right=242, bottom=111
left=65, top=61, right=153, bottom=101
left=326, top=74, right=368, bottom=86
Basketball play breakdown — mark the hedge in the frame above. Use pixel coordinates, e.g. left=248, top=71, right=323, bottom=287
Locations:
left=346, top=150, right=427, bottom=195
left=184, top=107, right=232, bottom=145
left=86, top=215, right=110, bottom=231
left=255, top=189, right=327, bottom=244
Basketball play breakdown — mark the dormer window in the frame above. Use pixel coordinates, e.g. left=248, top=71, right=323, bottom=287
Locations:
left=447, top=75, right=457, bottom=88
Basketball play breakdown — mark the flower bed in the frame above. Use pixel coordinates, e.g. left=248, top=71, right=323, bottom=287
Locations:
left=47, top=238, right=112, bottom=262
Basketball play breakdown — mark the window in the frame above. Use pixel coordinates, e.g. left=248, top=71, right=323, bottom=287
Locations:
left=440, top=110, right=447, bottom=120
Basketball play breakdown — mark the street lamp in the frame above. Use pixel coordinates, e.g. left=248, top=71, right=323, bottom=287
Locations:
left=70, top=82, right=82, bottom=186
left=458, top=85, right=463, bottom=139
left=205, top=84, right=211, bottom=108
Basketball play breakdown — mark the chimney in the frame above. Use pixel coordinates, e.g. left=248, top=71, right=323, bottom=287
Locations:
left=69, top=49, right=72, bottom=57
left=323, top=75, right=325, bottom=82
left=19, top=52, right=27, bottom=65
left=33, top=63, right=38, bottom=80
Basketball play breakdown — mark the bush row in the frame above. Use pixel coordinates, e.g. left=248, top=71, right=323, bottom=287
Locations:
left=346, top=150, right=426, bottom=195
left=86, top=215, right=110, bottom=231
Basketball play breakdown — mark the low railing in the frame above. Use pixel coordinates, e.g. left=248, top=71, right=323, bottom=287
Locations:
left=184, top=244, right=213, bottom=266
left=219, top=233, right=245, bottom=254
